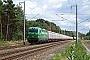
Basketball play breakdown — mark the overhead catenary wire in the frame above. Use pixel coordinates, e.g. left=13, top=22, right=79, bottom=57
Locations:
left=37, top=0, right=60, bottom=15
left=30, top=14, right=39, bottom=20
left=37, top=0, right=60, bottom=20
left=30, top=0, right=53, bottom=20
left=37, top=0, right=77, bottom=32
left=78, top=18, right=90, bottom=24
left=34, top=0, right=77, bottom=32
left=79, top=27, right=90, bottom=34
left=37, top=0, right=77, bottom=25
left=79, top=20, right=90, bottom=34
left=68, top=0, right=72, bottom=6
left=55, top=14, right=75, bottom=24
left=29, top=0, right=90, bottom=34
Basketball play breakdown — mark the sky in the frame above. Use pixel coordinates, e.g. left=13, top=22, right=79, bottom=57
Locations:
left=13, top=0, right=90, bottom=34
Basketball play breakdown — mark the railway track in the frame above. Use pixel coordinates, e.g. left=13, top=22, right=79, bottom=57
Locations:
left=0, top=41, right=70, bottom=60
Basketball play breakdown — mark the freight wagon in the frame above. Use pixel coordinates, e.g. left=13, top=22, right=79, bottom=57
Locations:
left=48, top=31, right=73, bottom=41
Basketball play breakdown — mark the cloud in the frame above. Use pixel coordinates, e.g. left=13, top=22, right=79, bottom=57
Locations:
left=59, top=14, right=76, bottom=25
left=85, top=22, right=90, bottom=27
left=53, top=4, right=62, bottom=8
left=42, top=4, right=47, bottom=10
left=23, top=1, right=37, bottom=15
left=49, top=0, right=67, bottom=3
left=13, top=0, right=90, bottom=34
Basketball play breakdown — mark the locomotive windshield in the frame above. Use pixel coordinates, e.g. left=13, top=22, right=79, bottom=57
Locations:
left=29, top=29, right=38, bottom=33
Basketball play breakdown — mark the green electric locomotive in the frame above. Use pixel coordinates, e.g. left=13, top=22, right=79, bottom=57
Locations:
left=27, top=27, right=48, bottom=43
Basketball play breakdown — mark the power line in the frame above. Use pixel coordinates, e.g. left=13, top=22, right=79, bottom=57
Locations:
left=80, top=27, right=90, bottom=31
left=30, top=0, right=52, bottom=19
left=78, top=18, right=90, bottom=24
left=29, top=0, right=90, bottom=34
left=30, top=14, right=39, bottom=19
left=68, top=0, right=71, bottom=6
left=36, top=0, right=56, bottom=19
left=37, top=0, right=43, bottom=6
left=79, top=21, right=90, bottom=33
left=56, top=14, right=75, bottom=24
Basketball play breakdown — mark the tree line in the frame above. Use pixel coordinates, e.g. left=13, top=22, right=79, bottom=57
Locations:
left=0, top=0, right=89, bottom=41
left=26, top=19, right=90, bottom=40
left=0, top=0, right=24, bottom=40
left=26, top=19, right=76, bottom=38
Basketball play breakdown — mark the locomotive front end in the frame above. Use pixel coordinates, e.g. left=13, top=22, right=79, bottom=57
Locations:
left=27, top=27, right=39, bottom=43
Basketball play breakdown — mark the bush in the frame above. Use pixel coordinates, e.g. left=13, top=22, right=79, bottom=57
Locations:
left=84, top=36, right=90, bottom=40
left=0, top=41, right=9, bottom=46
left=0, top=32, right=5, bottom=40
left=12, top=31, right=23, bottom=40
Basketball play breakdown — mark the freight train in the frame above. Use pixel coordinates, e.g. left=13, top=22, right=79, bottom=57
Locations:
left=27, top=27, right=74, bottom=43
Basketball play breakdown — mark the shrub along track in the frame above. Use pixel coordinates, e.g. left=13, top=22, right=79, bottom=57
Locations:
left=0, top=44, right=30, bottom=50
left=0, top=40, right=73, bottom=60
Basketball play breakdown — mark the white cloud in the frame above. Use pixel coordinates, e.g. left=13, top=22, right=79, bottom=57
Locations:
left=85, top=22, right=90, bottom=27
left=61, top=15, right=76, bottom=24
left=83, top=0, right=90, bottom=4
left=17, top=1, right=46, bottom=16
left=25, top=1, right=48, bottom=16
left=31, top=7, right=43, bottom=15
left=49, top=0, right=67, bottom=8
left=43, top=4, right=48, bottom=10
left=53, top=4, right=62, bottom=8
left=79, top=5, right=90, bottom=14
left=49, top=0, right=58, bottom=3
left=13, top=1, right=38, bottom=15
left=13, top=0, right=90, bottom=34
left=49, top=0, right=67, bottom=3
left=25, top=1, right=37, bottom=9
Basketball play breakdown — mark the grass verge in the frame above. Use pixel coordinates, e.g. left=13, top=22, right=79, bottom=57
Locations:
left=0, top=40, right=29, bottom=47
left=51, top=40, right=90, bottom=60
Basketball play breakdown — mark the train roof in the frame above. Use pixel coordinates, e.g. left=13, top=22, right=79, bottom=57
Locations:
left=28, top=27, right=47, bottom=31
left=28, top=27, right=41, bottom=29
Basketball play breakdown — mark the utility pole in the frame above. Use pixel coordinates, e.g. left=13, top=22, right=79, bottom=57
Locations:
left=76, top=4, right=78, bottom=44
left=19, top=1, right=25, bottom=45
left=50, top=22, right=51, bottom=31
left=24, top=1, right=25, bottom=45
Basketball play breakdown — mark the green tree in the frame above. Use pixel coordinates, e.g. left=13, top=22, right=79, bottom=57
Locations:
left=84, top=30, right=90, bottom=40
left=0, top=0, right=25, bottom=41
left=86, top=30, right=90, bottom=36
left=11, top=5, right=24, bottom=40
left=3, top=0, right=16, bottom=40
left=0, top=0, right=3, bottom=40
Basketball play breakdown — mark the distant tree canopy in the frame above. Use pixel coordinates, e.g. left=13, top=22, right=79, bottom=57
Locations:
left=27, top=19, right=76, bottom=37
left=84, top=30, right=90, bottom=40
left=86, top=30, right=90, bottom=36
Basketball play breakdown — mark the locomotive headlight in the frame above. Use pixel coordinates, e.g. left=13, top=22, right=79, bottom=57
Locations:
left=38, top=36, right=39, bottom=38
left=27, top=36, right=29, bottom=38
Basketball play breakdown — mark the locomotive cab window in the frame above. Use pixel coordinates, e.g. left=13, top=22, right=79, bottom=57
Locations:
left=29, top=29, right=38, bottom=33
